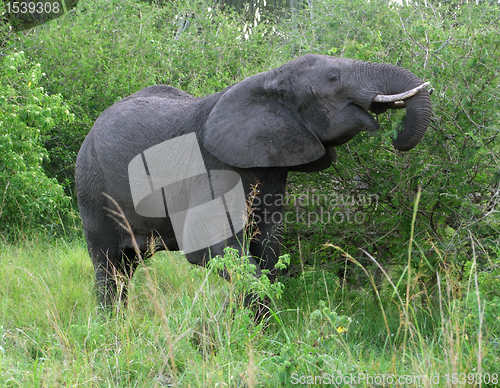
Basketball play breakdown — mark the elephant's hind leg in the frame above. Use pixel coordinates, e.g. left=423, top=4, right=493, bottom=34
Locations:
left=115, top=247, right=143, bottom=307
left=91, top=246, right=143, bottom=311
left=89, top=243, right=121, bottom=310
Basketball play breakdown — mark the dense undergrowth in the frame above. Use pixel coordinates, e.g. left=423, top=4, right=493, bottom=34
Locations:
left=1, top=233, right=498, bottom=386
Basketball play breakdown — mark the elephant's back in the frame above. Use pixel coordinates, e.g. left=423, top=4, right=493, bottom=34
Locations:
left=119, top=85, right=192, bottom=102
left=87, top=88, right=201, bottom=161
left=76, top=86, right=223, bottom=195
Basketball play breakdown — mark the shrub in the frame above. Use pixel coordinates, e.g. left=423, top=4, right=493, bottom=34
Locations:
left=0, top=51, right=75, bottom=238
left=282, top=0, right=500, bottom=289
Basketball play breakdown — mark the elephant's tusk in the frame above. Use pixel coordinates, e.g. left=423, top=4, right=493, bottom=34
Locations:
left=373, top=82, right=430, bottom=103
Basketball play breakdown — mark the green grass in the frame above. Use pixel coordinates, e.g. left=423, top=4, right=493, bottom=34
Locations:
left=0, top=235, right=498, bottom=387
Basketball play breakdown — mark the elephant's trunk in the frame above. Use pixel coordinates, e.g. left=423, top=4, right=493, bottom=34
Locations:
left=356, top=62, right=432, bottom=151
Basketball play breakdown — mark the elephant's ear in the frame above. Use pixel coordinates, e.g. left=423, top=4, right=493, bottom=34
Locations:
left=203, top=71, right=325, bottom=168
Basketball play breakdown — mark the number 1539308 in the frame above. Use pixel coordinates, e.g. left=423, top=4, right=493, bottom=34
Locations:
left=6, top=2, right=60, bottom=14
left=445, top=373, right=498, bottom=385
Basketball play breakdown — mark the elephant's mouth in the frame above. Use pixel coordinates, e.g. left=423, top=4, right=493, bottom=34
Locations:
left=367, top=111, right=381, bottom=131
left=335, top=104, right=379, bottom=140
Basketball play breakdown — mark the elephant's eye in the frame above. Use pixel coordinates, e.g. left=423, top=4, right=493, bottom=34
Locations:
left=327, top=71, right=340, bottom=82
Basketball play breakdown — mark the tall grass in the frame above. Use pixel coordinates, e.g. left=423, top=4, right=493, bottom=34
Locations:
left=0, top=227, right=497, bottom=386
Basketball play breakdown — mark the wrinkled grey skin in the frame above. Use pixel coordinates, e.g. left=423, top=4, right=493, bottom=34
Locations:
left=76, top=54, right=432, bottom=311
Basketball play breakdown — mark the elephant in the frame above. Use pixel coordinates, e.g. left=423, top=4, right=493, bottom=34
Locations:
left=75, top=54, right=432, bottom=313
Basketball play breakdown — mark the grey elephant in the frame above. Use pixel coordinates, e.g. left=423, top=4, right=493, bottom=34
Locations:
left=76, top=54, right=432, bottom=312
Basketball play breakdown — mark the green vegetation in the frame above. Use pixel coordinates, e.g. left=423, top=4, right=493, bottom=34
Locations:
left=0, top=51, right=76, bottom=238
left=1, top=234, right=498, bottom=386
left=1, top=0, right=499, bottom=385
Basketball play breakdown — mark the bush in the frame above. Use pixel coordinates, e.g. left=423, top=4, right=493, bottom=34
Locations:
left=281, top=0, right=500, bottom=289
left=0, top=51, right=75, bottom=238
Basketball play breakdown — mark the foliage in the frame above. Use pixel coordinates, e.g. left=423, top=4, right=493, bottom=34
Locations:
left=269, top=300, right=352, bottom=385
left=0, top=51, right=75, bottom=239
left=281, top=0, right=500, bottom=292
left=209, top=247, right=290, bottom=305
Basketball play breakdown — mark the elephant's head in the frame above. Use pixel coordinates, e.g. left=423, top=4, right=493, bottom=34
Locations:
left=204, top=54, right=432, bottom=168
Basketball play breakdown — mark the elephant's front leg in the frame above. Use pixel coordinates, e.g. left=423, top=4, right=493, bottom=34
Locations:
left=248, top=202, right=284, bottom=281
left=185, top=167, right=287, bottom=320
left=246, top=168, right=288, bottom=281
left=241, top=169, right=287, bottom=321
